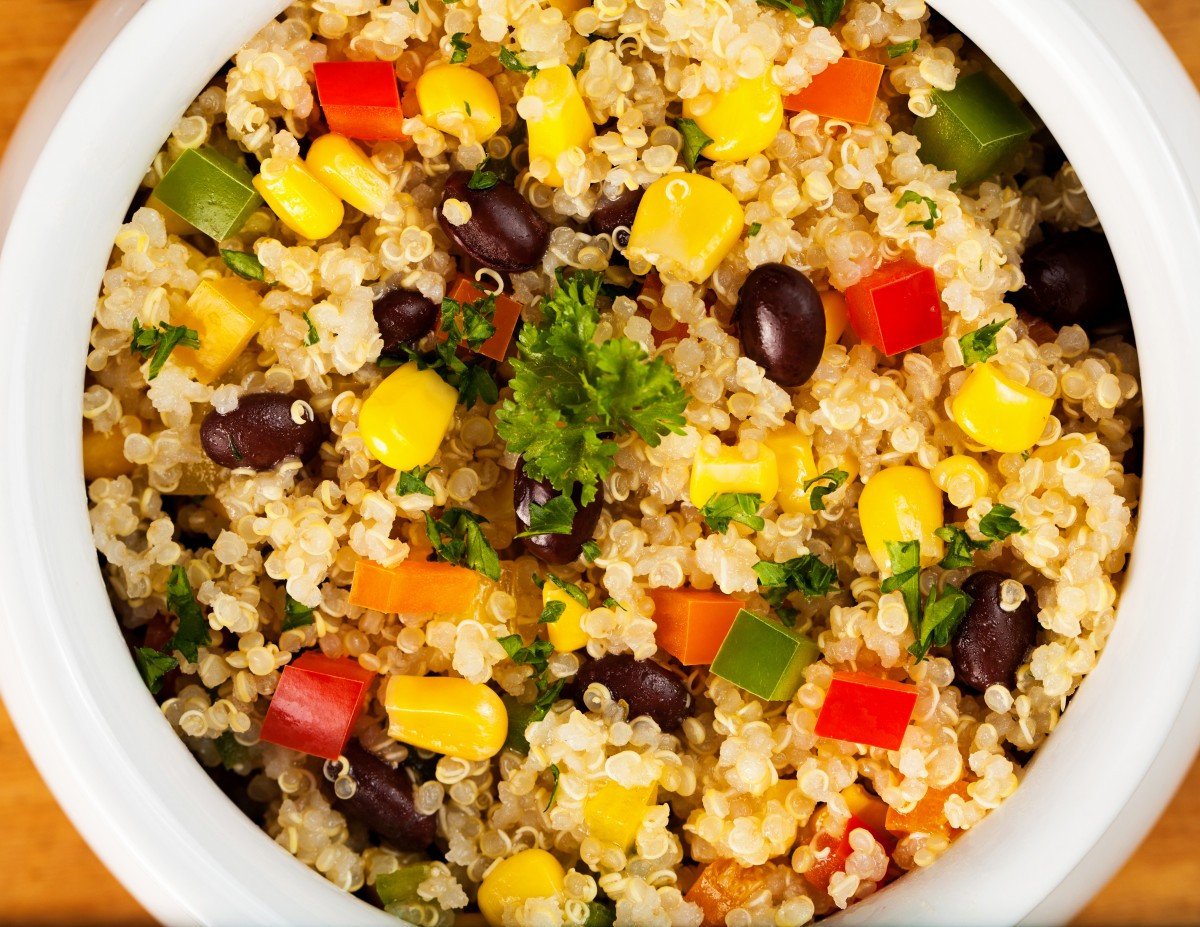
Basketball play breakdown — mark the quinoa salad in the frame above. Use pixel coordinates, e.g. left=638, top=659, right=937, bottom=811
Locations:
left=81, top=0, right=1141, bottom=924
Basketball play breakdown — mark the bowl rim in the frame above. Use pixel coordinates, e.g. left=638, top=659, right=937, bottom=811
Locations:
left=1, top=0, right=1199, bottom=925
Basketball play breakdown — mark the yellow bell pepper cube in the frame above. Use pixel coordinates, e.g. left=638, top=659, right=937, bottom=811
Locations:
left=145, top=193, right=197, bottom=237
left=689, top=440, right=779, bottom=511
left=385, top=675, right=508, bottom=761
left=626, top=174, right=744, bottom=284
left=763, top=425, right=819, bottom=516
left=253, top=157, right=345, bottom=241
left=305, top=134, right=391, bottom=218
left=359, top=361, right=458, bottom=471
left=858, top=466, right=944, bottom=573
left=82, top=420, right=141, bottom=481
left=931, top=454, right=991, bottom=506
left=681, top=72, right=784, bottom=162
left=544, top=581, right=589, bottom=652
left=415, top=64, right=502, bottom=143
left=547, top=0, right=589, bottom=16
left=524, top=65, right=596, bottom=187
left=951, top=363, right=1055, bottom=454
left=477, top=849, right=565, bottom=927
left=172, top=278, right=269, bottom=384
left=821, top=289, right=849, bottom=349
left=841, top=783, right=890, bottom=838
left=583, top=781, right=658, bottom=849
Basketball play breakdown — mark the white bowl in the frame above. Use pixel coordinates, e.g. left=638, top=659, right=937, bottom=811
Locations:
left=2, top=1, right=1199, bottom=924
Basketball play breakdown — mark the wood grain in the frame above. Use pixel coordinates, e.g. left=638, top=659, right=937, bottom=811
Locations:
left=0, top=1, right=1197, bottom=924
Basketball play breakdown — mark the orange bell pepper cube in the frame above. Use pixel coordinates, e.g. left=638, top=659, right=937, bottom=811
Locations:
left=814, top=671, right=919, bottom=751
left=845, top=260, right=943, bottom=355
left=649, top=587, right=742, bottom=665
left=885, top=779, right=972, bottom=838
left=446, top=277, right=523, bottom=361
left=783, top=58, right=885, bottom=126
left=313, top=61, right=407, bottom=140
left=685, top=859, right=773, bottom=927
left=259, top=652, right=375, bottom=760
left=349, top=559, right=482, bottom=615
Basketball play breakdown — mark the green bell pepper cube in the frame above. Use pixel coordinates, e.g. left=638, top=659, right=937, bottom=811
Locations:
left=710, top=609, right=820, bottom=701
left=376, top=863, right=431, bottom=906
left=152, top=147, right=263, bottom=241
left=914, top=72, right=1035, bottom=188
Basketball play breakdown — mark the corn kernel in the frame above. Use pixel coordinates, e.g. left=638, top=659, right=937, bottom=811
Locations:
left=82, top=420, right=141, bottom=481
left=626, top=174, right=744, bottom=284
left=544, top=581, right=589, bottom=652
left=416, top=64, right=501, bottom=143
left=858, top=466, right=944, bottom=573
left=931, top=454, right=991, bottom=506
left=951, top=363, right=1055, bottom=454
left=822, top=289, right=849, bottom=348
left=763, top=425, right=818, bottom=515
left=681, top=72, right=784, bottom=162
left=172, top=278, right=269, bottom=384
left=306, top=134, right=391, bottom=217
left=385, top=675, right=508, bottom=761
left=524, top=65, right=596, bottom=187
left=583, top=781, right=658, bottom=849
left=1032, top=432, right=1095, bottom=463
left=360, top=362, right=458, bottom=471
left=477, top=849, right=565, bottom=927
left=547, top=0, right=588, bottom=15
left=253, top=157, right=345, bottom=240
left=689, top=440, right=779, bottom=510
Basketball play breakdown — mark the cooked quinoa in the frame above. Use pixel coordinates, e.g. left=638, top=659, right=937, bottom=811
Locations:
left=82, top=0, right=1140, bottom=924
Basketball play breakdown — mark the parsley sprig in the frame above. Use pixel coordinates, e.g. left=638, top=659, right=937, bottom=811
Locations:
left=887, top=40, right=919, bottom=58
left=449, top=32, right=470, bottom=63
left=131, top=319, right=200, bottom=380
left=516, top=496, right=578, bottom=539
left=395, top=465, right=438, bottom=497
left=896, top=190, right=940, bottom=230
left=302, top=312, right=320, bottom=346
left=960, top=320, right=1008, bottom=366
left=166, top=565, right=211, bottom=663
left=700, top=493, right=765, bottom=533
left=467, top=159, right=499, bottom=191
left=134, top=647, right=177, bottom=695
left=425, top=508, right=501, bottom=580
left=803, top=468, right=848, bottom=512
left=221, top=249, right=266, bottom=282
left=675, top=118, right=713, bottom=171
left=753, top=554, right=838, bottom=625
left=935, top=504, right=1027, bottom=569
left=282, top=593, right=315, bottom=631
left=499, top=47, right=538, bottom=73
left=755, top=0, right=845, bottom=27
left=880, top=540, right=973, bottom=661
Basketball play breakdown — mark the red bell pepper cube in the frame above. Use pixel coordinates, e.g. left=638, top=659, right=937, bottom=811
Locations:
left=845, top=260, right=943, bottom=355
left=447, top=277, right=523, bottom=361
left=259, top=652, right=375, bottom=760
left=313, top=61, right=406, bottom=140
left=783, top=58, right=885, bottom=126
left=814, top=671, right=919, bottom=751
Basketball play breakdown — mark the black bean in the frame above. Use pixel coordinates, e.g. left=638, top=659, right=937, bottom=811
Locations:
left=1011, top=229, right=1128, bottom=334
left=374, top=288, right=439, bottom=354
left=339, top=740, right=437, bottom=851
left=589, top=187, right=645, bottom=250
left=576, top=654, right=691, bottom=731
left=952, top=571, right=1039, bottom=692
left=200, top=393, right=325, bottom=471
left=438, top=172, right=550, bottom=273
left=734, top=263, right=826, bottom=388
left=513, top=462, right=603, bottom=565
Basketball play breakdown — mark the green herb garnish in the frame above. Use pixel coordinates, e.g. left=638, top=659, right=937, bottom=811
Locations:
left=282, top=594, right=315, bottom=631
left=879, top=540, right=921, bottom=630
left=959, top=320, right=1008, bottom=367
left=425, top=508, right=501, bottom=581
left=755, top=0, right=844, bottom=27
left=499, top=634, right=554, bottom=675
left=581, top=540, right=601, bottom=563
left=887, top=40, right=919, bottom=58
left=467, top=159, right=499, bottom=191
left=748, top=222, right=762, bottom=237
left=934, top=526, right=989, bottom=570
left=515, top=496, right=578, bottom=538
left=896, top=190, right=940, bottom=230
left=546, top=763, right=560, bottom=811
left=570, top=50, right=587, bottom=76
left=221, top=249, right=266, bottom=282
left=165, top=565, right=210, bottom=663
left=499, top=47, right=538, bottom=73
left=134, top=647, right=178, bottom=695
left=700, top=493, right=765, bottom=533
left=449, top=32, right=470, bottom=64
left=395, top=465, right=437, bottom=497
left=302, top=312, right=320, bottom=346
left=603, top=597, right=624, bottom=610
left=538, top=600, right=567, bottom=624
left=675, top=118, right=713, bottom=171
left=803, top=468, right=849, bottom=512
left=908, top=580, right=972, bottom=661
left=978, top=503, right=1027, bottom=541
left=408, top=0, right=419, bottom=11
left=754, top=554, right=839, bottom=604
left=130, top=319, right=200, bottom=381
left=547, top=574, right=589, bottom=607
left=215, top=731, right=249, bottom=770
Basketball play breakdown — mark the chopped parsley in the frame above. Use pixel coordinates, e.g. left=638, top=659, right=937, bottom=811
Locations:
left=603, top=597, right=624, bottom=611
left=496, top=269, right=687, bottom=506
left=546, top=574, right=589, bottom=607
left=546, top=763, right=561, bottom=811
left=935, top=526, right=989, bottom=570
left=467, top=159, right=499, bottom=191
left=515, top=496, right=578, bottom=538
left=215, top=731, right=249, bottom=770
left=896, top=189, right=940, bottom=230
left=165, top=565, right=210, bottom=663
left=880, top=539, right=972, bottom=661
left=755, top=0, right=844, bottom=27
left=425, top=508, right=501, bottom=581
left=880, top=540, right=922, bottom=630
left=754, top=555, right=839, bottom=602
left=675, top=118, right=713, bottom=171
left=464, top=100, right=472, bottom=116
left=134, top=647, right=177, bottom=695
left=392, top=289, right=499, bottom=407
left=570, top=50, right=587, bottom=76
left=979, top=503, right=1027, bottom=541
left=887, top=40, right=919, bottom=58
left=748, top=222, right=762, bottom=237
left=959, top=320, right=1008, bottom=367
left=220, top=249, right=266, bottom=282
left=282, top=593, right=315, bottom=631
left=407, top=0, right=418, bottom=11
left=130, top=319, right=200, bottom=381
left=581, top=540, right=601, bottom=563
left=700, top=493, right=765, bottom=533
left=302, top=312, right=320, bottom=346
left=449, top=32, right=470, bottom=64
left=499, top=634, right=554, bottom=675
left=538, top=600, right=566, bottom=624
left=395, top=465, right=437, bottom=497
left=499, top=47, right=538, bottom=73
left=803, top=468, right=849, bottom=512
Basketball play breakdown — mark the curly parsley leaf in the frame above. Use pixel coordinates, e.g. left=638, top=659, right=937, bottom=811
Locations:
left=426, top=508, right=501, bottom=581
left=395, top=465, right=438, bottom=497
left=546, top=763, right=561, bottom=811
left=756, top=0, right=844, bottom=26
left=675, top=118, right=713, bottom=171
left=449, top=32, right=470, bottom=64
left=499, top=47, right=538, bottom=73
left=879, top=539, right=922, bottom=631
left=134, top=647, right=178, bottom=695
left=803, top=468, right=849, bottom=512
left=935, top=525, right=990, bottom=570
left=282, top=594, right=315, bottom=631
left=908, top=581, right=972, bottom=661
left=754, top=554, right=839, bottom=605
left=896, top=190, right=940, bottom=230
left=131, top=319, right=200, bottom=381
left=581, top=540, right=601, bottom=563
left=515, top=496, right=578, bottom=539
left=538, top=600, right=567, bottom=624
left=467, top=159, right=500, bottom=191
left=496, top=269, right=687, bottom=506
left=221, top=249, right=265, bottom=282
left=164, top=565, right=211, bottom=663
left=546, top=574, right=589, bottom=607
left=302, top=312, right=320, bottom=346
left=700, top=493, right=765, bottom=533
left=979, top=503, right=1027, bottom=542
left=887, top=39, right=919, bottom=58
left=960, top=320, right=1008, bottom=367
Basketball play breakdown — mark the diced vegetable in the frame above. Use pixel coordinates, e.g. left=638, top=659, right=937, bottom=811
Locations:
left=689, top=440, right=779, bottom=511
left=384, top=674, right=508, bottom=761
left=821, top=288, right=849, bottom=348
left=306, top=133, right=392, bottom=217
left=348, top=558, right=482, bottom=615
left=841, top=784, right=893, bottom=848
left=476, top=849, right=565, bottom=927
left=783, top=57, right=885, bottom=125
left=814, top=671, right=919, bottom=750
left=685, top=859, right=773, bottom=927
left=547, top=0, right=589, bottom=14
left=145, top=192, right=197, bottom=236
left=950, top=362, right=1055, bottom=454
left=681, top=72, right=784, bottom=162
left=885, top=779, right=971, bottom=837
left=648, top=587, right=742, bottom=665
left=253, top=157, right=345, bottom=241
left=524, top=65, right=596, bottom=187
left=82, top=421, right=138, bottom=480
left=152, top=147, right=262, bottom=240
left=763, top=425, right=819, bottom=516
left=803, top=815, right=881, bottom=891
left=359, top=361, right=459, bottom=470
left=709, top=609, right=819, bottom=701
left=583, top=781, right=658, bottom=849
left=543, top=579, right=590, bottom=652
left=857, top=466, right=944, bottom=572
left=913, top=72, right=1035, bottom=187
left=626, top=174, right=744, bottom=284
left=376, top=864, right=431, bottom=906
left=845, top=260, right=943, bottom=355
left=258, top=652, right=375, bottom=760
left=447, top=277, right=523, bottom=361
left=313, top=60, right=406, bottom=140
left=166, top=459, right=222, bottom=496
left=171, top=278, right=268, bottom=384
left=930, top=454, right=990, bottom=505
left=415, top=64, right=502, bottom=142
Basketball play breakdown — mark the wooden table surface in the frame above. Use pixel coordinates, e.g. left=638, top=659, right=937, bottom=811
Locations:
left=2, top=0, right=1199, bottom=923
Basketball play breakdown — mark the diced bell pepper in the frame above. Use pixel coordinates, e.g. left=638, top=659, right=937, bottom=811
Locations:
left=821, top=289, right=849, bottom=348
left=82, top=419, right=141, bottom=481
left=710, top=609, right=819, bottom=701
left=685, top=859, right=773, bottom=927
left=376, top=864, right=431, bottom=906
left=783, top=58, right=885, bottom=126
left=313, top=61, right=407, bottom=140
left=254, top=157, right=345, bottom=241
left=546, top=0, right=589, bottom=16
left=681, top=72, right=784, bottom=162
left=840, top=784, right=894, bottom=850
left=525, top=65, right=596, bottom=187
left=306, top=134, right=392, bottom=217
left=814, top=671, right=919, bottom=751
left=166, top=459, right=223, bottom=496
left=689, top=440, right=779, bottom=510
left=583, top=781, right=658, bottom=850
left=172, top=278, right=269, bottom=384
left=858, top=465, right=944, bottom=573
left=152, top=147, right=263, bottom=241
left=626, top=174, right=744, bottom=284
left=477, top=849, right=565, bottom=927
left=648, top=587, right=742, bottom=665
left=951, top=362, right=1054, bottom=454
left=447, top=277, right=523, bottom=361
left=348, top=559, right=482, bottom=616
left=384, top=675, right=508, bottom=761
left=845, top=260, right=943, bottom=355
left=544, top=580, right=589, bottom=652
left=415, top=64, right=502, bottom=143
left=885, top=779, right=971, bottom=837
left=763, top=425, right=819, bottom=516
left=359, top=361, right=459, bottom=471
left=259, top=652, right=375, bottom=760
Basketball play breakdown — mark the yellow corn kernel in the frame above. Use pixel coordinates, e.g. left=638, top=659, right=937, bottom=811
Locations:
left=82, top=419, right=141, bottom=481
left=951, top=363, right=1055, bottom=454
left=524, top=66, right=596, bottom=188
left=360, top=361, right=458, bottom=471
left=415, top=64, right=502, bottom=143
left=306, top=134, right=391, bottom=217
left=173, top=278, right=269, bottom=384
left=626, top=174, right=744, bottom=284
left=583, top=781, right=658, bottom=849
left=763, top=425, right=818, bottom=516
left=544, top=581, right=589, bottom=652
left=477, top=849, right=565, bottom=927
left=689, top=440, right=779, bottom=511
left=821, top=289, right=849, bottom=349
left=547, top=0, right=589, bottom=15
left=681, top=72, right=784, bottom=162
left=858, top=466, right=944, bottom=573
left=1032, top=432, right=1095, bottom=464
left=253, top=157, right=344, bottom=240
left=841, top=784, right=889, bottom=836
left=385, top=675, right=508, bottom=761
left=931, top=454, right=991, bottom=507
